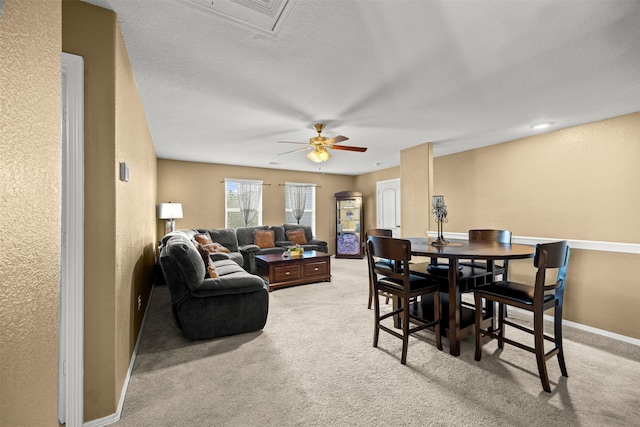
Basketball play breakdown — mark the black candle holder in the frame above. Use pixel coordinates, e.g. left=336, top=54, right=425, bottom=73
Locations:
left=431, top=195, right=448, bottom=247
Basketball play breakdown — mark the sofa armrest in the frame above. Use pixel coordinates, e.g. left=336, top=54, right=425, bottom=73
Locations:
left=308, top=238, right=327, bottom=246
left=191, top=275, right=267, bottom=297
left=238, top=244, right=261, bottom=253
left=209, top=252, right=231, bottom=262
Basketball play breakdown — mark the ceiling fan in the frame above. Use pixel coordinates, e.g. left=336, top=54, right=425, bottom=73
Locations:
left=277, top=123, right=367, bottom=163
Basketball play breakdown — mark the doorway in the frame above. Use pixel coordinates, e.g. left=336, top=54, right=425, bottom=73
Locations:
left=376, top=178, right=401, bottom=237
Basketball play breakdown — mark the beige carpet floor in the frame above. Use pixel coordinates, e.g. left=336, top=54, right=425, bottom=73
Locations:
left=114, top=257, right=640, bottom=426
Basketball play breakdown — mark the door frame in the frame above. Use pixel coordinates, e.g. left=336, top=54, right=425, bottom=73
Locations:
left=60, top=52, right=84, bottom=426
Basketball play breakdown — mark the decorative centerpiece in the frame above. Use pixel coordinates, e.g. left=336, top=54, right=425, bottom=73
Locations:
left=287, top=244, right=304, bottom=257
left=431, top=195, right=449, bottom=247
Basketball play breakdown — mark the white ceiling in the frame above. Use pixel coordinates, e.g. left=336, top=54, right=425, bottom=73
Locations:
left=82, top=0, right=640, bottom=176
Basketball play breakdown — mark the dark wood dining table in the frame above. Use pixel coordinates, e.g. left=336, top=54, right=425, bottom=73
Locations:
left=407, top=237, right=535, bottom=356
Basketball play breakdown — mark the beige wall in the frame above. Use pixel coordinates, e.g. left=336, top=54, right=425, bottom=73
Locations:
left=63, top=0, right=157, bottom=421
left=431, top=112, right=640, bottom=339
left=157, top=160, right=357, bottom=254
left=352, top=114, right=640, bottom=340
left=114, top=14, right=157, bottom=409
left=434, top=114, right=640, bottom=241
left=354, top=166, right=400, bottom=234
left=400, top=143, right=435, bottom=237
left=0, top=1, right=61, bottom=425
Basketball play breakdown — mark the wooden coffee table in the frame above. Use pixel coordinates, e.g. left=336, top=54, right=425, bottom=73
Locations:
left=255, top=251, right=331, bottom=291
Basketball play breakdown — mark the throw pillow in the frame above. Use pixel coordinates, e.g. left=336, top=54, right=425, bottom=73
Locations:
left=211, top=242, right=230, bottom=253
left=194, top=233, right=213, bottom=246
left=286, top=229, right=307, bottom=245
left=194, top=241, right=219, bottom=279
left=253, top=229, right=275, bottom=249
left=200, top=242, right=231, bottom=253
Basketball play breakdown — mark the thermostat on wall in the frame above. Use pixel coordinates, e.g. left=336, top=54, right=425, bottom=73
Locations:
left=119, top=162, right=130, bottom=182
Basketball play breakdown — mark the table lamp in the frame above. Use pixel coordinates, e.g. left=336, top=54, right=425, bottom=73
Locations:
left=431, top=195, right=448, bottom=246
left=158, top=202, right=183, bottom=235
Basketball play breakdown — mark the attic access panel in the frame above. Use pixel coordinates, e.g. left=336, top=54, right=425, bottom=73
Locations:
left=180, top=0, right=297, bottom=37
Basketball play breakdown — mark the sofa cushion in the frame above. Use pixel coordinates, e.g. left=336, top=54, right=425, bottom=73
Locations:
left=200, top=228, right=240, bottom=252
left=286, top=228, right=307, bottom=245
left=192, top=259, right=268, bottom=297
left=254, top=229, right=275, bottom=248
left=270, top=226, right=286, bottom=242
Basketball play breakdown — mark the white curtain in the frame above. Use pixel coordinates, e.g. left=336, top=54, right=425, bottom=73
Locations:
left=238, top=182, right=261, bottom=226
left=288, top=184, right=307, bottom=224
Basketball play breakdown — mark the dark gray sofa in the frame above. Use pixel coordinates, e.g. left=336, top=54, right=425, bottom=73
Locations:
left=159, top=231, right=269, bottom=340
left=237, top=224, right=328, bottom=274
left=160, top=227, right=244, bottom=267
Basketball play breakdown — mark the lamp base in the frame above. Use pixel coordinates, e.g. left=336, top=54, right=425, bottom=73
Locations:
left=164, top=219, right=176, bottom=235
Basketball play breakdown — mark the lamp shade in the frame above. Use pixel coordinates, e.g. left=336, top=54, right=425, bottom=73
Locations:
left=158, top=203, right=183, bottom=220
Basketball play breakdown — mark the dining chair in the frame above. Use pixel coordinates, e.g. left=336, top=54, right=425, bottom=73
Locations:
left=473, top=240, right=570, bottom=392
left=367, top=236, right=442, bottom=364
left=365, top=228, right=393, bottom=309
left=461, top=229, right=513, bottom=282
left=461, top=229, right=513, bottom=317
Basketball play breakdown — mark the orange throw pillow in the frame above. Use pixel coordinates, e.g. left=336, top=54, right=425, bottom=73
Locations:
left=194, top=233, right=213, bottom=246
left=201, top=242, right=231, bottom=253
left=253, top=230, right=275, bottom=249
left=286, top=229, right=307, bottom=245
left=211, top=242, right=230, bottom=253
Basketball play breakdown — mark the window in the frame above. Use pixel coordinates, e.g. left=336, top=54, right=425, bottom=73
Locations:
left=285, top=182, right=316, bottom=234
left=225, top=178, right=263, bottom=228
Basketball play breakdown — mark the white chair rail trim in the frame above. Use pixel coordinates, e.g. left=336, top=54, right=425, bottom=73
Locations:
left=429, top=231, right=640, bottom=255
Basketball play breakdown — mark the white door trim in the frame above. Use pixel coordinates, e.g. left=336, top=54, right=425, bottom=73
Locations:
left=60, top=52, right=84, bottom=427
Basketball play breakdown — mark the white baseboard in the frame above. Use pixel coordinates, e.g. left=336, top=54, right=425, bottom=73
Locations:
left=559, top=317, right=640, bottom=346
left=509, top=306, right=640, bottom=347
left=84, top=285, right=156, bottom=427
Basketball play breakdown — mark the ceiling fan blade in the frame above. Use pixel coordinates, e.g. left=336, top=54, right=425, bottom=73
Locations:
left=331, top=145, right=367, bottom=152
left=278, top=146, right=312, bottom=155
left=277, top=141, right=308, bottom=145
left=325, top=135, right=349, bottom=146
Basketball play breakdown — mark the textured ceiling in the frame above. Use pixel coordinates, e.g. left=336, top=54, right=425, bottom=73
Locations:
left=82, top=0, right=640, bottom=175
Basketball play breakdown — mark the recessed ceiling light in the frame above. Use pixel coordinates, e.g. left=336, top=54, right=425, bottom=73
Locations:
left=373, top=162, right=384, bottom=167
left=530, top=122, right=554, bottom=130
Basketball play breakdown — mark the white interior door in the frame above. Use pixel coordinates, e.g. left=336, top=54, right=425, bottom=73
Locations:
left=376, top=178, right=401, bottom=237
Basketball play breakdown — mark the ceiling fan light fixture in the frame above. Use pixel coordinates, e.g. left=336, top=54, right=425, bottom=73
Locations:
left=307, top=147, right=331, bottom=163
